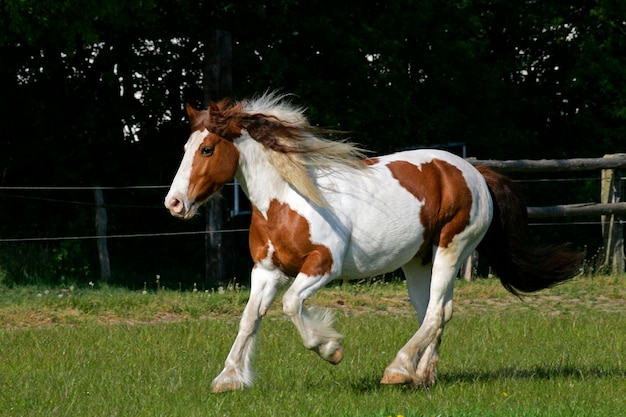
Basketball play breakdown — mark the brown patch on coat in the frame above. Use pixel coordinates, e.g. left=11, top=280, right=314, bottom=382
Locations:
left=386, top=159, right=472, bottom=261
left=249, top=207, right=271, bottom=264
left=249, top=200, right=334, bottom=277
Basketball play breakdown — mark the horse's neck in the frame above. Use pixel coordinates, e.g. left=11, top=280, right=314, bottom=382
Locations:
left=234, top=136, right=290, bottom=212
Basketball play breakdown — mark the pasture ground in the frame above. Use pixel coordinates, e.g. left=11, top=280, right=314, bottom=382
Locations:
left=0, top=275, right=625, bottom=416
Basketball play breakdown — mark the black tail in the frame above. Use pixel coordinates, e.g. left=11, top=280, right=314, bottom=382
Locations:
left=476, top=166, right=583, bottom=297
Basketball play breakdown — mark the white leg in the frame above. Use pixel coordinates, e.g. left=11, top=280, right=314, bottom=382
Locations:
left=381, top=248, right=458, bottom=387
left=408, top=257, right=452, bottom=386
left=403, top=258, right=433, bottom=323
left=282, top=272, right=344, bottom=364
left=211, top=267, right=283, bottom=393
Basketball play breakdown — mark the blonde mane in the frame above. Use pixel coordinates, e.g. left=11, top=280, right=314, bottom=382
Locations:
left=218, top=92, right=369, bottom=206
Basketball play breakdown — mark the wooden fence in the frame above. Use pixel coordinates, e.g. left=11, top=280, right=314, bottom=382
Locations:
left=462, top=153, right=626, bottom=278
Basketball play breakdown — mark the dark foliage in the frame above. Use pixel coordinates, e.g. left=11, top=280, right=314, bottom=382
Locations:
left=0, top=1, right=624, bottom=286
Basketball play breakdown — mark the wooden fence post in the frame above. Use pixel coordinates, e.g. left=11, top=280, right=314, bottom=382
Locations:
left=94, top=187, right=111, bottom=283
left=601, top=154, right=625, bottom=274
left=461, top=252, right=478, bottom=282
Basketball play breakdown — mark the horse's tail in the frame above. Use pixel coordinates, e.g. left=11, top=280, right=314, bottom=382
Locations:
left=476, top=166, right=583, bottom=297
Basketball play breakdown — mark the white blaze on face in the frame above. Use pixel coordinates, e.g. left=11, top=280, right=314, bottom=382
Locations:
left=164, top=129, right=209, bottom=218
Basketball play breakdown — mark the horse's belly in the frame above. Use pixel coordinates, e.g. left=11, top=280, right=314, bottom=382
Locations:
left=338, top=200, right=426, bottom=278
left=341, top=232, right=424, bottom=278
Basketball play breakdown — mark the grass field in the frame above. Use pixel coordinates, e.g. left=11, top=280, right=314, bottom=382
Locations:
left=0, top=276, right=625, bottom=416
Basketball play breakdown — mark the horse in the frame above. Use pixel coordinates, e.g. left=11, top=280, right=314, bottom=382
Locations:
left=164, top=92, right=582, bottom=393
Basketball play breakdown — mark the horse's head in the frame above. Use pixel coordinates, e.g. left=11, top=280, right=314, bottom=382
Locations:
left=164, top=102, right=240, bottom=219
left=165, top=92, right=368, bottom=217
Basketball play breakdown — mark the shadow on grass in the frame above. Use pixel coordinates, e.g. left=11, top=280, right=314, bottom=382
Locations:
left=440, top=364, right=626, bottom=383
left=347, top=365, right=625, bottom=393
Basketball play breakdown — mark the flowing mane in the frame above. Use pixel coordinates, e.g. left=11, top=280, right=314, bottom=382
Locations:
left=208, top=92, right=369, bottom=205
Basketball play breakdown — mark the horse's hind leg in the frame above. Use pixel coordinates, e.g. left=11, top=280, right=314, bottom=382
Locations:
left=381, top=249, right=458, bottom=387
left=383, top=259, right=441, bottom=385
left=403, top=258, right=433, bottom=323
left=409, top=259, right=450, bottom=387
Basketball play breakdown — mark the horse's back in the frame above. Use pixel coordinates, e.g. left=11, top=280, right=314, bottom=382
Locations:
left=322, top=149, right=492, bottom=278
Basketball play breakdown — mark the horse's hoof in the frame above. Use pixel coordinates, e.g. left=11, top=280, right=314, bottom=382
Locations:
left=211, top=381, right=243, bottom=394
left=329, top=345, right=344, bottom=365
left=211, top=373, right=246, bottom=393
left=315, top=340, right=344, bottom=365
left=380, top=369, right=413, bottom=385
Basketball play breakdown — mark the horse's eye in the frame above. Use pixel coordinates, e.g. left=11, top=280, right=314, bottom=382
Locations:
left=201, top=146, right=214, bottom=156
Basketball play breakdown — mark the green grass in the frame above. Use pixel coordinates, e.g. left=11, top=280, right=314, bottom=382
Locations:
left=0, top=276, right=625, bottom=416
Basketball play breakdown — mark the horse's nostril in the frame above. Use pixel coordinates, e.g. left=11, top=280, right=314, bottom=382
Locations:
left=167, top=197, right=184, bottom=214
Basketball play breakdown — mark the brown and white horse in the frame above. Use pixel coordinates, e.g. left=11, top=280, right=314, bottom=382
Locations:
left=164, top=92, right=582, bottom=393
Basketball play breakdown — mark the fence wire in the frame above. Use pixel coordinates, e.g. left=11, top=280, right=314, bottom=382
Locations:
left=0, top=176, right=617, bottom=243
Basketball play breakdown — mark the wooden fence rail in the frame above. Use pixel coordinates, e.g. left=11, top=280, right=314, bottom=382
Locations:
left=462, top=153, right=626, bottom=277
left=466, top=154, right=626, bottom=173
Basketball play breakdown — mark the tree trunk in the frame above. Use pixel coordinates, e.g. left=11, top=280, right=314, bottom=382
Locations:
left=202, top=29, right=233, bottom=288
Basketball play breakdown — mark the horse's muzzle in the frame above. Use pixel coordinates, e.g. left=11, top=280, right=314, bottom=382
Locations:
left=165, top=197, right=189, bottom=218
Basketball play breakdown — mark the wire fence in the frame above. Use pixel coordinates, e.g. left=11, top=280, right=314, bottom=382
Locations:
left=0, top=175, right=616, bottom=243
left=0, top=229, right=251, bottom=243
left=0, top=183, right=248, bottom=243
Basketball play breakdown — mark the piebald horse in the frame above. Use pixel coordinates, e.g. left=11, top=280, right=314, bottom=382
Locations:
left=164, top=92, right=582, bottom=393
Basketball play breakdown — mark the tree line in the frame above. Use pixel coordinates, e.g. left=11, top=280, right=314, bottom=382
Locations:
left=1, top=0, right=624, bottom=287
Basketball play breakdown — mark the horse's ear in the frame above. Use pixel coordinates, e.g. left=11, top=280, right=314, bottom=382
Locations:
left=209, top=101, right=223, bottom=119
left=185, top=103, right=197, bottom=119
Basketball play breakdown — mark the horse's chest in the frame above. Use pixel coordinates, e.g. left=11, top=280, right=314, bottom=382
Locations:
left=249, top=199, right=336, bottom=278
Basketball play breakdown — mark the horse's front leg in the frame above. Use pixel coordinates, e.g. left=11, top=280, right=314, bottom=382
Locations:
left=211, top=267, right=282, bottom=393
left=282, top=262, right=344, bottom=365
